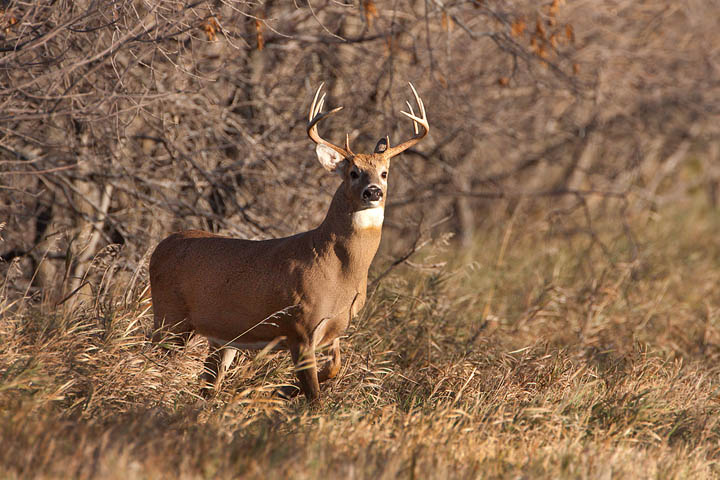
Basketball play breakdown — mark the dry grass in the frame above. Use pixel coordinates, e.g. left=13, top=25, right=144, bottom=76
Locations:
left=2, top=196, right=720, bottom=479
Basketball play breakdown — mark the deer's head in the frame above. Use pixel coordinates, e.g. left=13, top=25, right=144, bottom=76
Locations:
left=307, top=83, right=429, bottom=214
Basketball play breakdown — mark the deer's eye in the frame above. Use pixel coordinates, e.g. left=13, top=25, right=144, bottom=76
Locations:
left=381, top=171, right=388, bottom=179
left=350, top=170, right=359, bottom=179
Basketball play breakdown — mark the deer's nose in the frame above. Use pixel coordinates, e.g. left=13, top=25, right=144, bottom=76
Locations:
left=362, top=185, right=383, bottom=202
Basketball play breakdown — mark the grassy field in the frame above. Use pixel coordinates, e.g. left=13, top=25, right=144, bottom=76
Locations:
left=2, top=196, right=720, bottom=479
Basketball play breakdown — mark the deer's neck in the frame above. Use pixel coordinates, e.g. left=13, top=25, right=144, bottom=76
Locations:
left=313, top=185, right=383, bottom=278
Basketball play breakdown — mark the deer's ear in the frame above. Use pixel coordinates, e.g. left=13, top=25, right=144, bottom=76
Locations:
left=315, top=144, right=346, bottom=175
left=374, top=136, right=390, bottom=154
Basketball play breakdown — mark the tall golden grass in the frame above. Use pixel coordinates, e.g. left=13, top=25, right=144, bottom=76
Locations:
left=2, top=195, right=720, bottom=479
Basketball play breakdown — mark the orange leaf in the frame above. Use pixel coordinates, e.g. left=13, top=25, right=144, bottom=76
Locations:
left=549, top=33, right=558, bottom=49
left=549, top=0, right=564, bottom=16
left=535, top=18, right=546, bottom=39
left=537, top=44, right=548, bottom=59
left=511, top=19, right=526, bottom=38
left=498, top=77, right=509, bottom=87
left=573, top=63, right=580, bottom=75
left=204, top=17, right=219, bottom=42
left=363, top=0, right=379, bottom=29
left=255, top=19, right=264, bottom=51
left=441, top=12, right=454, bottom=32
left=565, top=24, right=575, bottom=43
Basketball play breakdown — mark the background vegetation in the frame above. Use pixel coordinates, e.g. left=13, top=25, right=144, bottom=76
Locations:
left=2, top=0, right=719, bottom=478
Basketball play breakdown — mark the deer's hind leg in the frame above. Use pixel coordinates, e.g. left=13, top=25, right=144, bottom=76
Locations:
left=151, top=290, right=193, bottom=346
left=200, top=342, right=237, bottom=397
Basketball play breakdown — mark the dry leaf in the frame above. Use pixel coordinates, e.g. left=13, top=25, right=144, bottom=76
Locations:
left=549, top=0, right=565, bottom=16
left=498, top=77, right=509, bottom=87
left=511, top=19, right=526, bottom=38
left=441, top=12, right=454, bottom=32
left=530, top=36, right=538, bottom=52
left=204, top=17, right=219, bottom=42
left=363, top=0, right=379, bottom=29
left=255, top=19, right=264, bottom=51
left=434, top=71, right=448, bottom=88
left=549, top=33, right=558, bottom=49
left=1, top=8, right=18, bottom=33
left=537, top=44, right=548, bottom=59
left=565, top=24, right=575, bottom=43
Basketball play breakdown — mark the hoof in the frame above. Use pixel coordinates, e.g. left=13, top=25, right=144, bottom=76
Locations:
left=199, top=383, right=217, bottom=400
left=274, top=384, right=301, bottom=400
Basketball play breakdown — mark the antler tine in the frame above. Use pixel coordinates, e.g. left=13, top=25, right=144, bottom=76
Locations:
left=409, top=81, right=426, bottom=119
left=383, top=82, right=430, bottom=160
left=315, top=93, right=326, bottom=118
left=405, top=101, right=418, bottom=135
left=309, top=83, right=324, bottom=122
left=345, top=133, right=354, bottom=155
left=307, top=84, right=350, bottom=159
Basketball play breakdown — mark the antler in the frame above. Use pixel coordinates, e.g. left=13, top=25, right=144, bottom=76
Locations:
left=307, top=83, right=353, bottom=158
left=383, top=82, right=429, bottom=159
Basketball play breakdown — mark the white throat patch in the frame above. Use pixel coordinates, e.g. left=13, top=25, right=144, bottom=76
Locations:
left=352, top=207, right=384, bottom=229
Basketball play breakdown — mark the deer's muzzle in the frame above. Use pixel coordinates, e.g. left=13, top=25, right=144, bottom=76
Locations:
left=362, top=185, right=383, bottom=202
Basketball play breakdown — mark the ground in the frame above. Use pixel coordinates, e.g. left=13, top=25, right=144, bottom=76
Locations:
left=2, top=197, right=720, bottom=479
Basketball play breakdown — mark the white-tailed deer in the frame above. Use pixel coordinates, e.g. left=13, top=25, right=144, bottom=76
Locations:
left=149, top=83, right=429, bottom=403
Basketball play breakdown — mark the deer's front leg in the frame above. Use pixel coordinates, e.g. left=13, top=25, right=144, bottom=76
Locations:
left=290, top=342, right=320, bottom=404
left=276, top=339, right=339, bottom=400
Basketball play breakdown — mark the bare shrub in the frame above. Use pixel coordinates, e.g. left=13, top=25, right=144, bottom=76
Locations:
left=2, top=0, right=715, bottom=299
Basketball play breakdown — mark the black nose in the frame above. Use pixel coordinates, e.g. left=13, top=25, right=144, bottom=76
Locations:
left=362, top=185, right=383, bottom=202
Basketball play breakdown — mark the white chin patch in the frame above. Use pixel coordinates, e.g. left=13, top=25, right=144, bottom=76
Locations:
left=352, top=206, right=384, bottom=229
